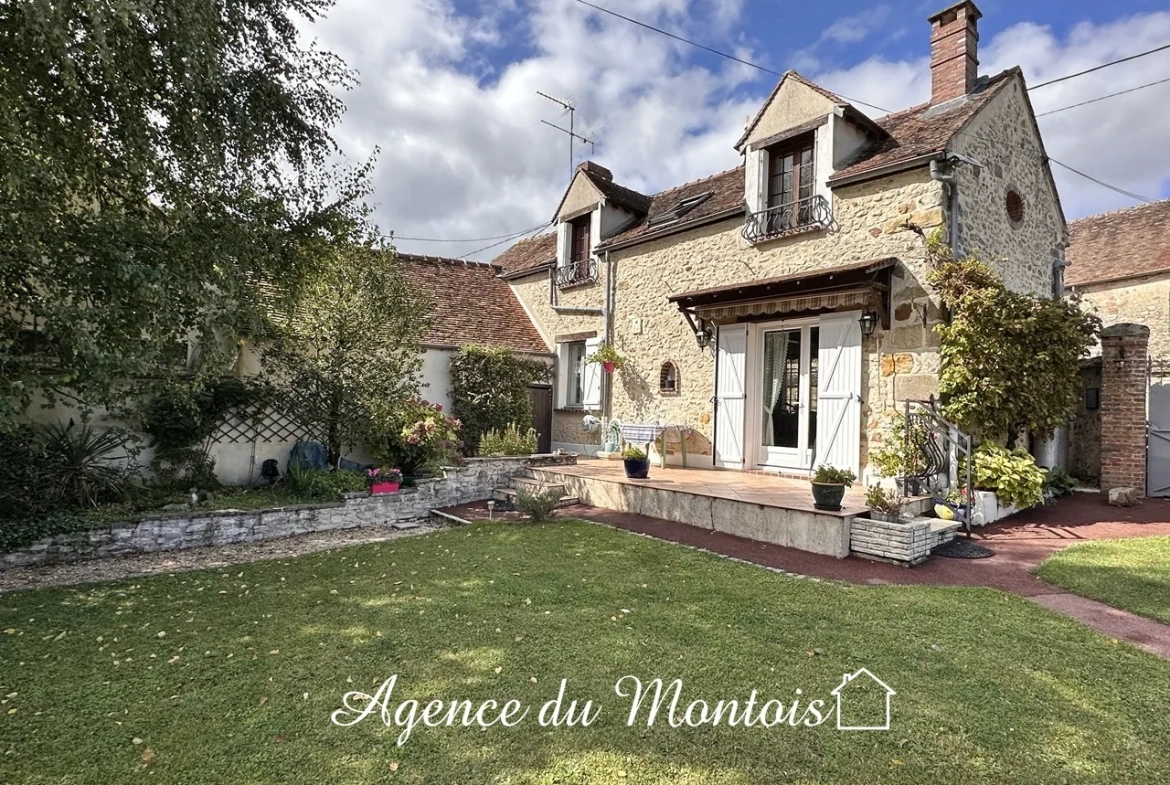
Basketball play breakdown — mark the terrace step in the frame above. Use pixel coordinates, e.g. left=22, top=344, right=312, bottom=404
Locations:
left=491, top=486, right=578, bottom=507
left=509, top=476, right=565, bottom=495
left=928, top=519, right=962, bottom=535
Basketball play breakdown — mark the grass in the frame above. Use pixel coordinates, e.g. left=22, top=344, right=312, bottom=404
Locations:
left=1037, top=536, right=1170, bottom=625
left=2, top=520, right=1169, bottom=784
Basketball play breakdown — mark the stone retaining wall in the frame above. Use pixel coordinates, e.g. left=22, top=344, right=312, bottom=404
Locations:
left=2, top=455, right=576, bottom=570
left=850, top=517, right=956, bottom=565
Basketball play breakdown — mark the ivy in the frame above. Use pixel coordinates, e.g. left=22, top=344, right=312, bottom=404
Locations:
left=925, top=233, right=1100, bottom=445
left=450, top=346, right=548, bottom=455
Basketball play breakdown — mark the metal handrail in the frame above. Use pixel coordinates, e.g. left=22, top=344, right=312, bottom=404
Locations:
left=556, top=258, right=598, bottom=288
left=905, top=398, right=976, bottom=535
left=742, top=194, right=832, bottom=243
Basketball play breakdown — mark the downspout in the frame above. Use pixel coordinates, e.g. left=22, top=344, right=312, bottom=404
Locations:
left=602, top=249, right=615, bottom=440
left=929, top=157, right=958, bottom=248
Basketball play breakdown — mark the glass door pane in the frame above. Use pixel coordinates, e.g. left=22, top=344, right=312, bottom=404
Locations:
left=762, top=329, right=802, bottom=450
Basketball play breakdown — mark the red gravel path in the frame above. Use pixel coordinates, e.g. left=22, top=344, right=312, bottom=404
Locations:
left=441, top=494, right=1170, bottom=658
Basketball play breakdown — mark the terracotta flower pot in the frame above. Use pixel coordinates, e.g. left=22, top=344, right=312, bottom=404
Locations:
left=371, top=481, right=400, bottom=494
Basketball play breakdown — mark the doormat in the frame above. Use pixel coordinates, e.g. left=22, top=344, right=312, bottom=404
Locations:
left=933, top=539, right=994, bottom=559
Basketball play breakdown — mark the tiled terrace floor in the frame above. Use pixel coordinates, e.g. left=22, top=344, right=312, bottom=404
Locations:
left=537, top=458, right=868, bottom=517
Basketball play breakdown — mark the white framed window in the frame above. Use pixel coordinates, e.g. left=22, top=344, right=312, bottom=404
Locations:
left=565, top=340, right=586, bottom=407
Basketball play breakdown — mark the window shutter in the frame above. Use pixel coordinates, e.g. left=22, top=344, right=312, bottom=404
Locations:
left=756, top=150, right=767, bottom=214
left=582, top=336, right=603, bottom=410
left=556, top=221, right=569, bottom=267
left=555, top=343, right=570, bottom=408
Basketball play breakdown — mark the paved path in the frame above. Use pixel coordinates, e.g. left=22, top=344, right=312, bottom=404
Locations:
left=445, top=494, right=1170, bottom=659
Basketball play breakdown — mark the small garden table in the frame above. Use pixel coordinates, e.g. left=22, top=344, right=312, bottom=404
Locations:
left=619, top=423, right=693, bottom=468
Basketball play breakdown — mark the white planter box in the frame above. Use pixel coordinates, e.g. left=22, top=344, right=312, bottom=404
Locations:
left=969, top=491, right=1026, bottom=526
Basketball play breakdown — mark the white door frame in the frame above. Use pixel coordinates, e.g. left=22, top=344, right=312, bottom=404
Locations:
left=746, top=316, right=819, bottom=471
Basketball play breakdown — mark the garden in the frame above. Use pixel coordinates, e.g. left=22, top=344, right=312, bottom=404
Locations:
left=2, top=520, right=1169, bottom=784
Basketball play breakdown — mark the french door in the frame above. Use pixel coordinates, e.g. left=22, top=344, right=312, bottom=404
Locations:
left=753, top=320, right=819, bottom=470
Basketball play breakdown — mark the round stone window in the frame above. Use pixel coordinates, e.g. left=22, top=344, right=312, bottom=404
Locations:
left=1006, top=189, right=1025, bottom=228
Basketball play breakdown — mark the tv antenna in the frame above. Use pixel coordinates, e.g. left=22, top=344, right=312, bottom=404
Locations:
left=537, top=90, right=595, bottom=181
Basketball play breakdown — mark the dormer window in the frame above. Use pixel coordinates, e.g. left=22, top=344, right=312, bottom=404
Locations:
left=743, top=130, right=832, bottom=244
left=557, top=213, right=597, bottom=288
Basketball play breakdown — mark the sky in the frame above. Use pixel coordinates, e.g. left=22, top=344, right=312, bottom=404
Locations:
left=297, top=0, right=1170, bottom=260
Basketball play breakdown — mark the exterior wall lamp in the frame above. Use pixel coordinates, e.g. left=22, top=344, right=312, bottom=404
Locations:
left=858, top=310, right=879, bottom=337
left=695, top=323, right=714, bottom=349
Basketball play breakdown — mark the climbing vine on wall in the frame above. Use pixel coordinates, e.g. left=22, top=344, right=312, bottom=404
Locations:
left=924, top=232, right=1100, bottom=446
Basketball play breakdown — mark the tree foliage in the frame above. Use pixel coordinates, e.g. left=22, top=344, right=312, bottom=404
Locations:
left=0, top=0, right=369, bottom=426
left=261, top=247, right=429, bottom=464
left=926, top=234, right=1100, bottom=444
left=449, top=345, right=548, bottom=455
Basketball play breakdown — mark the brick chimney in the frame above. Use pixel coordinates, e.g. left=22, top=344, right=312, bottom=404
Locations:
left=928, top=1, right=982, bottom=105
left=576, top=161, right=612, bottom=182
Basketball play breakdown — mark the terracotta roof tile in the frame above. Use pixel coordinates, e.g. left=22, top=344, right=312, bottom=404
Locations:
left=1065, top=199, right=1170, bottom=287
left=397, top=253, right=548, bottom=353
left=492, top=232, right=557, bottom=277
left=600, top=166, right=746, bottom=248
left=830, top=69, right=1016, bottom=182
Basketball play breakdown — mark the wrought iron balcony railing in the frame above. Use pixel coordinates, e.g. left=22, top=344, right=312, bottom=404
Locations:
left=555, top=258, right=599, bottom=288
left=741, top=194, right=832, bottom=243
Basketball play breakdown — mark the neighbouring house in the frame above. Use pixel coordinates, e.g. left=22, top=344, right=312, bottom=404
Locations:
left=494, top=0, right=1064, bottom=477
left=1065, top=199, right=1170, bottom=360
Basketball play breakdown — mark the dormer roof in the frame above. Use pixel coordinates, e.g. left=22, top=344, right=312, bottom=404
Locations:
left=551, top=160, right=651, bottom=222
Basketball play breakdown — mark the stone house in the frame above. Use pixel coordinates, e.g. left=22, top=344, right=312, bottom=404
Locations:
left=1065, top=199, right=1170, bottom=360
left=493, top=1, right=1064, bottom=479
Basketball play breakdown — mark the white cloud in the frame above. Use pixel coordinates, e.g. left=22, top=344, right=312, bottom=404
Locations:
left=303, top=1, right=1170, bottom=259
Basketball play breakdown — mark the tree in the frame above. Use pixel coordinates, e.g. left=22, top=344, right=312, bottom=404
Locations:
left=0, top=0, right=369, bottom=427
left=925, top=233, right=1100, bottom=446
left=261, top=247, right=429, bottom=464
left=449, top=345, right=548, bottom=454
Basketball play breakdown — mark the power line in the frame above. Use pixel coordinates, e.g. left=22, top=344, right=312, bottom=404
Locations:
left=1029, top=43, right=1170, bottom=90
left=1049, top=159, right=1156, bottom=203
left=386, top=222, right=550, bottom=245
left=570, top=0, right=783, bottom=77
left=1036, top=76, right=1170, bottom=117
left=571, top=0, right=1162, bottom=203
left=459, top=221, right=553, bottom=261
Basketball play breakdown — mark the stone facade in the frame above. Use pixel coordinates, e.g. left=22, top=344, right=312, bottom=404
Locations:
left=606, top=169, right=947, bottom=470
left=949, top=78, right=1062, bottom=298
left=1076, top=274, right=1170, bottom=361
left=1099, top=324, right=1149, bottom=495
left=1, top=456, right=576, bottom=570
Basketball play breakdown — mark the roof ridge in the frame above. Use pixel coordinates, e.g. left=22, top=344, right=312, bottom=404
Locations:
left=1069, top=198, right=1170, bottom=226
left=397, top=252, right=499, bottom=269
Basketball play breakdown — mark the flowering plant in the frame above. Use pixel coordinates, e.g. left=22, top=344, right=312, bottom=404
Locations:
left=375, top=398, right=463, bottom=476
left=366, top=467, right=402, bottom=485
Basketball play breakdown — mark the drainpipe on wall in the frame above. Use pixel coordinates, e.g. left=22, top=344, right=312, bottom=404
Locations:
left=929, top=157, right=958, bottom=248
left=602, top=249, right=615, bottom=440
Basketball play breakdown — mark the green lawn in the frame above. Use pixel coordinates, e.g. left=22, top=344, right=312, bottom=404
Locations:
left=2, top=521, right=1169, bottom=784
left=1037, top=536, right=1170, bottom=625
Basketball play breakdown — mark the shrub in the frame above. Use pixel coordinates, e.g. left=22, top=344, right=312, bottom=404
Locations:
left=478, top=423, right=538, bottom=457
left=40, top=421, right=136, bottom=508
left=0, top=424, right=53, bottom=518
left=1043, top=467, right=1077, bottom=500
left=374, top=398, right=462, bottom=477
left=450, top=345, right=547, bottom=454
left=513, top=487, right=562, bottom=522
left=869, top=413, right=931, bottom=479
left=812, top=465, right=856, bottom=486
left=621, top=444, right=647, bottom=460
left=865, top=485, right=902, bottom=514
left=968, top=442, right=1045, bottom=509
left=286, top=465, right=368, bottom=499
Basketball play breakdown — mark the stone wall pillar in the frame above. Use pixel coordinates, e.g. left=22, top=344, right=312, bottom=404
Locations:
left=1099, top=323, right=1149, bottom=495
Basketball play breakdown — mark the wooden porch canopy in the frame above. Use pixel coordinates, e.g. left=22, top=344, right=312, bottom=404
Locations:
left=668, top=257, right=896, bottom=328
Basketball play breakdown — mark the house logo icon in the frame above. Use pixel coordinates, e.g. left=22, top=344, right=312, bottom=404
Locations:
left=830, top=668, right=895, bottom=731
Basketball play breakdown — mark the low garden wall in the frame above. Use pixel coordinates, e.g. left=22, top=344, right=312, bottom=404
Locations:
left=1, top=455, right=575, bottom=570
left=850, top=517, right=957, bottom=565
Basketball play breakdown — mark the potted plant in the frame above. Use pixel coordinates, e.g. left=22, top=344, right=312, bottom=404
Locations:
left=810, top=465, right=856, bottom=512
left=622, top=444, right=650, bottom=479
left=367, top=467, right=403, bottom=494
left=586, top=343, right=627, bottom=374
left=865, top=485, right=904, bottom=522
